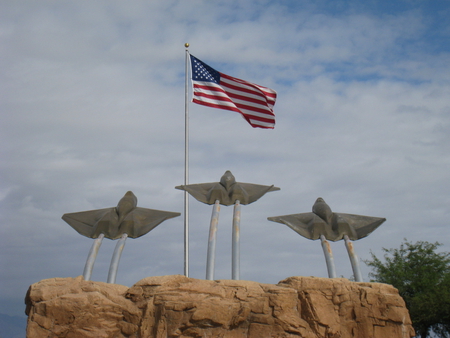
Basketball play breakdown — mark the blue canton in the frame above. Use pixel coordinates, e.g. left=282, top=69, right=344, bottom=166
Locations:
left=190, top=55, right=220, bottom=83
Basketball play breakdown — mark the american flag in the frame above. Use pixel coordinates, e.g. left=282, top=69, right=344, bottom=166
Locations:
left=189, top=55, right=277, bottom=129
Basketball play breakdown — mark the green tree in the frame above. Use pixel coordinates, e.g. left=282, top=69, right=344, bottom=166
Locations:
left=365, top=239, right=450, bottom=338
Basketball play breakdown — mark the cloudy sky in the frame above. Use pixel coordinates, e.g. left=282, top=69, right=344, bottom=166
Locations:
left=1, top=0, right=449, bottom=319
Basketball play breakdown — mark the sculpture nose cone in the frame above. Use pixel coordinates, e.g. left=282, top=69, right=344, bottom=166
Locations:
left=220, top=170, right=236, bottom=190
left=312, top=197, right=333, bottom=224
left=116, top=191, right=138, bottom=218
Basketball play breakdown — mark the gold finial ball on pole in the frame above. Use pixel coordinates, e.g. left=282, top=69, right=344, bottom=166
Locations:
left=185, top=43, right=189, bottom=48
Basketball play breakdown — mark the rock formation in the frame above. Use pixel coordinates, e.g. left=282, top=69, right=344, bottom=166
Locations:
left=25, top=275, right=415, bottom=338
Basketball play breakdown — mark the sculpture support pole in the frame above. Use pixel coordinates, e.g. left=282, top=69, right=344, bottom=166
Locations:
left=232, top=200, right=241, bottom=280
left=107, top=233, right=128, bottom=284
left=344, top=235, right=363, bottom=282
left=206, top=200, right=220, bottom=280
left=83, top=233, right=105, bottom=281
left=320, top=235, right=337, bottom=278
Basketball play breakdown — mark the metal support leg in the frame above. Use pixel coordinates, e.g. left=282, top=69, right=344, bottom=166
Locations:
left=83, top=233, right=104, bottom=281
left=206, top=200, right=220, bottom=280
left=320, top=235, right=337, bottom=278
left=107, top=233, right=128, bottom=284
left=344, top=235, right=363, bottom=282
left=232, top=200, right=241, bottom=280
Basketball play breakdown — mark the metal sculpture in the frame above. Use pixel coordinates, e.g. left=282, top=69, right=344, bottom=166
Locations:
left=62, top=191, right=180, bottom=283
left=268, top=197, right=385, bottom=281
left=176, top=170, right=279, bottom=280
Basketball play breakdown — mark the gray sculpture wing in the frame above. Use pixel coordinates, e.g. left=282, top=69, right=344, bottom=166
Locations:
left=268, top=212, right=328, bottom=240
left=232, top=183, right=280, bottom=205
left=63, top=207, right=181, bottom=240
left=176, top=182, right=279, bottom=206
left=333, top=213, right=386, bottom=240
left=119, top=207, right=181, bottom=238
left=175, top=183, right=228, bottom=205
left=62, top=207, right=117, bottom=239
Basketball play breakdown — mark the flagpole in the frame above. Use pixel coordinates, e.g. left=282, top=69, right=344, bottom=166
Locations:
left=184, top=43, right=190, bottom=277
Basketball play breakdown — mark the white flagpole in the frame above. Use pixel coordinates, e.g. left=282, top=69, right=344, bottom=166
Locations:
left=184, top=43, right=190, bottom=277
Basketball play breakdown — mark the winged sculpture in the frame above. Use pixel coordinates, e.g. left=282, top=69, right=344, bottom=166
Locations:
left=268, top=197, right=385, bottom=241
left=62, top=191, right=180, bottom=239
left=62, top=191, right=180, bottom=283
left=175, top=170, right=280, bottom=205
left=268, top=197, right=385, bottom=282
left=176, top=170, right=280, bottom=280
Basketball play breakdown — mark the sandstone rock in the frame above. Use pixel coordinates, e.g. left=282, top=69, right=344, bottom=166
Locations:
left=25, top=276, right=141, bottom=338
left=25, top=275, right=415, bottom=338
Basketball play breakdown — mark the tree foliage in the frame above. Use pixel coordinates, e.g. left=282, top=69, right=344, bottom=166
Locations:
left=365, top=239, right=450, bottom=338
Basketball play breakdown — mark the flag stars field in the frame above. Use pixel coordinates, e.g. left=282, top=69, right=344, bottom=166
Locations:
left=192, top=58, right=219, bottom=83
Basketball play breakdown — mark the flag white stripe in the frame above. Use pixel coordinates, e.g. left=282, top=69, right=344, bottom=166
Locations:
left=249, top=119, right=276, bottom=128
